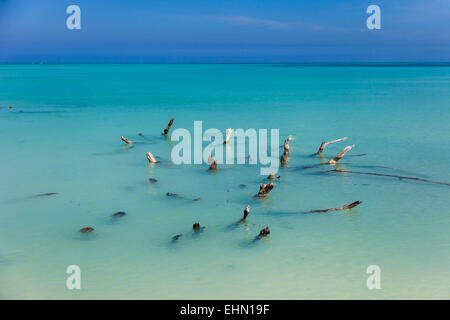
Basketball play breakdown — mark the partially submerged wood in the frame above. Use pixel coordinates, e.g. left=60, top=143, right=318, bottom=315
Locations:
left=193, top=222, right=205, bottom=232
left=328, top=145, right=355, bottom=164
left=309, top=200, right=362, bottom=213
left=112, top=211, right=126, bottom=218
left=224, top=128, right=232, bottom=144
left=163, top=118, right=174, bottom=135
left=33, top=192, right=58, bottom=197
left=317, top=137, right=348, bottom=154
left=242, top=205, right=251, bottom=221
left=209, top=159, right=217, bottom=171
left=146, top=151, right=158, bottom=163
left=267, top=173, right=280, bottom=180
left=166, top=192, right=183, bottom=198
left=259, top=227, right=270, bottom=237
left=121, top=136, right=133, bottom=144
left=280, top=154, right=289, bottom=167
left=325, top=169, right=450, bottom=186
left=280, top=136, right=294, bottom=167
left=172, top=234, right=182, bottom=241
left=258, top=183, right=275, bottom=197
left=80, top=226, right=95, bottom=233
left=283, top=135, right=294, bottom=156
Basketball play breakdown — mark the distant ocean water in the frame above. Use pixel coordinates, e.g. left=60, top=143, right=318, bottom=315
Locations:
left=0, top=64, right=449, bottom=299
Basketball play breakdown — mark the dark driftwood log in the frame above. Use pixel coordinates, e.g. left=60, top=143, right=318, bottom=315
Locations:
left=242, top=205, right=251, bottom=220
left=121, top=136, right=133, bottom=144
left=33, top=192, right=58, bottom=197
left=80, top=226, right=95, bottom=233
left=328, top=145, right=354, bottom=164
left=193, top=223, right=205, bottom=232
left=317, top=137, right=348, bottom=154
left=209, top=159, right=217, bottom=171
left=163, top=118, right=174, bottom=135
left=309, top=200, right=362, bottom=213
left=280, top=154, right=289, bottom=167
left=172, top=234, right=182, bottom=241
left=258, top=183, right=274, bottom=197
left=267, top=173, right=280, bottom=180
left=259, top=227, right=270, bottom=237
left=325, top=169, right=450, bottom=186
left=112, top=211, right=126, bottom=217
left=166, top=192, right=183, bottom=198
left=283, top=136, right=293, bottom=156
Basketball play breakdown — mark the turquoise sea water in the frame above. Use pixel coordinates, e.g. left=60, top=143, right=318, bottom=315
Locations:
left=0, top=64, right=449, bottom=299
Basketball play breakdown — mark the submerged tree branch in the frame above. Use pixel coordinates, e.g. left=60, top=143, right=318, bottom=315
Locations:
left=163, top=118, right=174, bottom=135
left=146, top=152, right=158, bottom=163
left=328, top=145, right=355, bottom=164
left=324, top=169, right=450, bottom=186
left=317, top=137, right=348, bottom=154
left=121, top=136, right=133, bottom=144
left=309, top=200, right=362, bottom=213
left=209, top=159, right=217, bottom=171
left=257, top=183, right=275, bottom=197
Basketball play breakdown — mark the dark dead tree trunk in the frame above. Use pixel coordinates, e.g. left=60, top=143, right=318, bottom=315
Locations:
left=280, top=154, right=289, bottom=167
left=267, top=173, right=280, bottom=180
left=209, top=159, right=217, bottom=171
left=309, top=200, right=362, bottom=213
left=280, top=135, right=294, bottom=167
left=163, top=118, right=174, bottom=135
left=258, top=227, right=270, bottom=237
left=283, top=135, right=294, bottom=156
left=241, top=205, right=251, bottom=221
left=257, top=183, right=275, bottom=197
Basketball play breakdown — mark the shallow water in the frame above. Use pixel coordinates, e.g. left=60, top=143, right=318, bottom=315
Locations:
left=0, top=64, right=449, bottom=299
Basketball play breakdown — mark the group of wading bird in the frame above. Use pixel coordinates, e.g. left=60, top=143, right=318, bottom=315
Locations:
left=80, top=118, right=449, bottom=239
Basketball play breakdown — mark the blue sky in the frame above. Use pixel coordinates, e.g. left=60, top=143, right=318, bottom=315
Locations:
left=0, top=0, right=449, bottom=62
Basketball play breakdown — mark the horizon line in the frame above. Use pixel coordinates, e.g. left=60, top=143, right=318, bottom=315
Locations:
left=1, top=62, right=450, bottom=67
